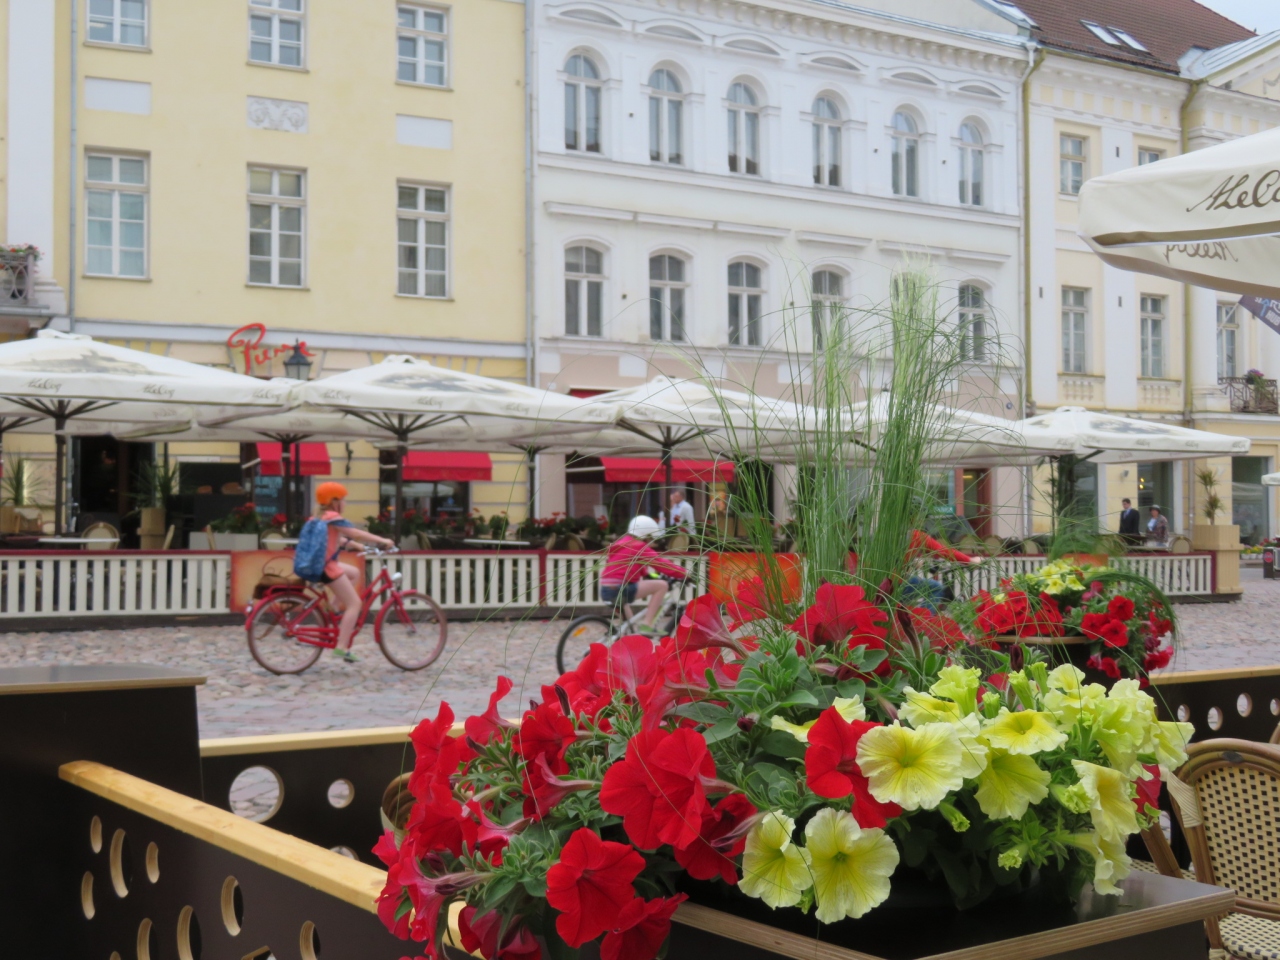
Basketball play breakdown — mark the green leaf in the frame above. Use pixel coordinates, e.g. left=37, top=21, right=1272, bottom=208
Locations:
left=834, top=678, right=866, bottom=701
left=703, top=718, right=739, bottom=744
left=522, top=876, right=548, bottom=898
left=672, top=702, right=731, bottom=724
left=774, top=689, right=820, bottom=709
left=759, top=730, right=806, bottom=760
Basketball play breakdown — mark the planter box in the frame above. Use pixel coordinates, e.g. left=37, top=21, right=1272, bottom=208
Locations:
left=1191, top=524, right=1240, bottom=552
left=188, top=532, right=258, bottom=551
left=139, top=507, right=166, bottom=535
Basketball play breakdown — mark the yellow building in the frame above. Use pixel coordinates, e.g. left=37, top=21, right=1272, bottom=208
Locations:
left=1, top=0, right=529, bottom=536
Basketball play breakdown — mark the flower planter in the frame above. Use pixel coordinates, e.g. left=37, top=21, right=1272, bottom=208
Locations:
left=189, top=532, right=258, bottom=551
left=1191, top=524, right=1240, bottom=552
left=706, top=551, right=802, bottom=603
left=139, top=507, right=166, bottom=536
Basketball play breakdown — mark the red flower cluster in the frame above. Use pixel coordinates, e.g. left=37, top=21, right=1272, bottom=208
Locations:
left=804, top=707, right=901, bottom=828
left=973, top=590, right=1064, bottom=638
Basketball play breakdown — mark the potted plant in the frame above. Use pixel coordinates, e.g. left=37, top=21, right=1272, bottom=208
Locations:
left=208, top=502, right=263, bottom=551
left=0, top=456, right=45, bottom=533
left=130, top=459, right=185, bottom=549
left=1191, top=466, right=1240, bottom=552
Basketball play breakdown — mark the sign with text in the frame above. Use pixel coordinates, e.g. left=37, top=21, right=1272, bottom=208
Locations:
left=1239, top=296, right=1280, bottom=337
left=227, top=323, right=316, bottom=375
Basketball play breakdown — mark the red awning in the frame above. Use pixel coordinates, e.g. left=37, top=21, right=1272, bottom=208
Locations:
left=599, top=457, right=734, bottom=484
left=256, top=442, right=332, bottom=477
left=402, top=451, right=492, bottom=482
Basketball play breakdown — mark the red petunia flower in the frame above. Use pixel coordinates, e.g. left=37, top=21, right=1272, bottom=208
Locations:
left=907, top=607, right=967, bottom=649
left=458, top=907, right=542, bottom=960
left=1143, top=646, right=1173, bottom=671
left=804, top=708, right=900, bottom=826
left=405, top=781, right=478, bottom=857
left=602, top=635, right=661, bottom=698
left=600, top=895, right=688, bottom=960
left=466, top=676, right=518, bottom=744
left=599, top=728, right=718, bottom=850
left=672, top=794, right=757, bottom=884
left=849, top=772, right=903, bottom=829
left=408, top=702, right=466, bottom=798
left=1108, top=595, right=1136, bottom=622
left=545, top=643, right=609, bottom=713
left=724, top=575, right=771, bottom=630
left=675, top=595, right=748, bottom=657
left=1098, top=619, right=1130, bottom=648
left=546, top=828, right=645, bottom=947
left=520, top=754, right=595, bottom=821
left=1148, top=610, right=1173, bottom=639
left=1086, top=653, right=1122, bottom=679
left=516, top=701, right=576, bottom=765
left=1080, top=612, right=1113, bottom=641
left=1133, top=764, right=1162, bottom=817
left=790, top=583, right=889, bottom=648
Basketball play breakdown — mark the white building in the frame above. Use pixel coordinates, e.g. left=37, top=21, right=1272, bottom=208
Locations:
left=529, top=0, right=1034, bottom=534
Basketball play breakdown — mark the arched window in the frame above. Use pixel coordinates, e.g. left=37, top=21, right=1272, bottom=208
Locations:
left=649, top=254, right=687, bottom=341
left=811, top=269, right=844, bottom=348
left=958, top=284, right=987, bottom=362
left=958, top=123, right=984, bottom=206
left=565, top=245, right=604, bottom=336
left=564, top=55, right=602, bottom=153
left=728, top=260, right=762, bottom=346
left=812, top=97, right=841, bottom=187
left=727, top=83, right=760, bottom=175
left=648, top=69, right=683, bottom=165
left=891, top=111, right=919, bottom=198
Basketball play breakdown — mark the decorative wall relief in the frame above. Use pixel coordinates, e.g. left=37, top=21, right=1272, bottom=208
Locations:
left=246, top=97, right=309, bottom=133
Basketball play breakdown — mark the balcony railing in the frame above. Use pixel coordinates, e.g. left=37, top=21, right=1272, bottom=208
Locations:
left=1220, top=375, right=1279, bottom=414
left=0, top=250, right=36, bottom=305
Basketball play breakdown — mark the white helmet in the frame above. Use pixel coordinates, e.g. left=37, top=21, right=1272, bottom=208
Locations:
left=627, top=515, right=661, bottom=539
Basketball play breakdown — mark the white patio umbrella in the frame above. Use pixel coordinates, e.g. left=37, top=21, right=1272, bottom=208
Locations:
left=1261, top=472, right=1280, bottom=486
left=0, top=331, right=289, bottom=531
left=1015, top=406, right=1250, bottom=463
left=1078, top=125, right=1280, bottom=297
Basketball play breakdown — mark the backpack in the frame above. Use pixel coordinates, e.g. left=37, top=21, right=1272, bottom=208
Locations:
left=293, top=516, right=350, bottom=582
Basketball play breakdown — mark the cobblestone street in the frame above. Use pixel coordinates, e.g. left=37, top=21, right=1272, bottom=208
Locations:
left=2, top=575, right=1277, bottom=739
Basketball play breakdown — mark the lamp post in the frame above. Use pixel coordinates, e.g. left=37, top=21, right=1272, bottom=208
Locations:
left=282, top=342, right=312, bottom=522
left=283, top=341, right=312, bottom=382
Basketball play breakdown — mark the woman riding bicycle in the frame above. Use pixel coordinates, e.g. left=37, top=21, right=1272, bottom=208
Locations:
left=600, top=515, right=687, bottom=635
left=311, top=481, right=395, bottom=662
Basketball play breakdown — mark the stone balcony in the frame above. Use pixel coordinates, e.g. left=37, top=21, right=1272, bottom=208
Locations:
left=1219, top=376, right=1279, bottom=414
left=1058, top=374, right=1105, bottom=406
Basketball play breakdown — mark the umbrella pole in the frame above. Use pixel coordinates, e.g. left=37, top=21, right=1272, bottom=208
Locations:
left=395, top=439, right=407, bottom=543
left=282, top=443, right=293, bottom=532
left=526, top=447, right=537, bottom=522
left=54, top=416, right=66, bottom=536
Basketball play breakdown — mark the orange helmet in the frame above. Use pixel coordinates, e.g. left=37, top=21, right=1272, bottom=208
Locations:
left=315, top=481, right=348, bottom=507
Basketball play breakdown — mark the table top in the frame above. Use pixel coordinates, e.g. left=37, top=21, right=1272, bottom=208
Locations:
left=0, top=664, right=207, bottom=696
left=262, top=538, right=299, bottom=546
left=37, top=537, right=120, bottom=546
left=461, top=538, right=533, bottom=547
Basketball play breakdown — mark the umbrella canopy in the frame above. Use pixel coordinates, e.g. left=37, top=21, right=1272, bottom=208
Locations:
left=1015, top=407, right=1250, bottom=463
left=1262, top=473, right=1280, bottom=486
left=1078, top=125, right=1280, bottom=297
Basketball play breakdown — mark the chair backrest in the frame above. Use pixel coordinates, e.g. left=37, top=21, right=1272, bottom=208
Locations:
left=982, top=535, right=1003, bottom=556
left=261, top=531, right=288, bottom=550
left=1271, top=722, right=1280, bottom=745
left=162, top=525, right=175, bottom=550
left=1020, top=539, right=1042, bottom=556
left=204, top=525, right=217, bottom=550
left=1169, top=535, right=1192, bottom=554
left=1171, top=739, right=1280, bottom=919
left=82, top=522, right=119, bottom=550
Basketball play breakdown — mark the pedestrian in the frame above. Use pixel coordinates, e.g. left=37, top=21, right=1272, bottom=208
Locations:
left=1146, top=505, right=1170, bottom=548
left=1118, top=497, right=1140, bottom=545
left=666, top=488, right=695, bottom=550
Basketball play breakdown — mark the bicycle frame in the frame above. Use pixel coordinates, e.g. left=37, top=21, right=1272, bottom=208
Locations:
left=260, top=567, right=404, bottom=648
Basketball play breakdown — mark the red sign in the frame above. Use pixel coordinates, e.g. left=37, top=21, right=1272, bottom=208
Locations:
left=227, top=323, right=315, bottom=375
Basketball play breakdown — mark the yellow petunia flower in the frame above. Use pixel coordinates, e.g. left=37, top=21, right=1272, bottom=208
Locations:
left=804, top=808, right=900, bottom=923
left=899, top=687, right=962, bottom=727
left=1071, top=760, right=1139, bottom=844
left=1065, top=831, right=1131, bottom=896
left=929, top=666, right=981, bottom=716
left=952, top=714, right=990, bottom=779
left=856, top=722, right=964, bottom=811
left=974, top=749, right=1051, bottom=819
left=982, top=708, right=1068, bottom=755
left=1149, top=720, right=1195, bottom=769
left=769, top=716, right=817, bottom=743
left=1044, top=679, right=1107, bottom=728
left=739, top=812, right=812, bottom=909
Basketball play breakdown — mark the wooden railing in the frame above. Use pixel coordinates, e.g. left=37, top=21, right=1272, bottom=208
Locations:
left=945, top=553, right=1215, bottom=598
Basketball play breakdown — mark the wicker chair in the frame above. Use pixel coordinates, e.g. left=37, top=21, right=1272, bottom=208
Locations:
left=1167, top=739, right=1280, bottom=959
left=82, top=521, right=120, bottom=550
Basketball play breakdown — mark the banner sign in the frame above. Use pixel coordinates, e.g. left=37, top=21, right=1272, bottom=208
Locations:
left=1238, top=296, right=1280, bottom=337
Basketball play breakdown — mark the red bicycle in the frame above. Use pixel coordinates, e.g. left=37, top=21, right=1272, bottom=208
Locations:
left=245, top=550, right=447, bottom=674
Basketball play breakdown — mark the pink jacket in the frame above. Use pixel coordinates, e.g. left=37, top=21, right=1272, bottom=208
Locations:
left=600, top=535, right=687, bottom=585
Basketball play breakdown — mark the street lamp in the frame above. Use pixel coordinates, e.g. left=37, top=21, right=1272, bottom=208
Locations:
left=283, top=341, right=312, bottom=381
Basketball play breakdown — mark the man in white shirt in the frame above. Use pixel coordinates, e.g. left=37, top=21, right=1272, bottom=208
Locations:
left=667, top=489, right=695, bottom=534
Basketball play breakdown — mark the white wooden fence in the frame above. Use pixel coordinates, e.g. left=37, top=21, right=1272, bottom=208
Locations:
left=944, top=554, right=1216, bottom=599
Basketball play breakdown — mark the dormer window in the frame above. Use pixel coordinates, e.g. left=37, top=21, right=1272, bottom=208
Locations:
left=1080, top=21, right=1120, bottom=45
left=1108, top=27, right=1148, bottom=52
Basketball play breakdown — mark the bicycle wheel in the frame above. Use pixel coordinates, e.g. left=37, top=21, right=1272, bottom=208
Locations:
left=376, top=590, right=448, bottom=670
left=556, top=615, right=616, bottom=674
left=247, top=594, right=326, bottom=675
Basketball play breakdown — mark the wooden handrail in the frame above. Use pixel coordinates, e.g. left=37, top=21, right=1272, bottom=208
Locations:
left=200, top=726, right=413, bottom=756
left=1151, top=664, right=1280, bottom=686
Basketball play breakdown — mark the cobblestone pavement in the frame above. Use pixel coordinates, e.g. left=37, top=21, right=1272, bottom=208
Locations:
left=2, top=578, right=1278, bottom=738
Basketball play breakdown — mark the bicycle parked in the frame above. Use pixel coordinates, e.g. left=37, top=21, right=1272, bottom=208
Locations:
left=245, top=548, right=447, bottom=674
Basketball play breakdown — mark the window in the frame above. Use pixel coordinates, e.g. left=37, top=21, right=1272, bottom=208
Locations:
left=1080, top=21, right=1121, bottom=45
left=1141, top=295, right=1166, bottom=378
left=1138, top=148, right=1164, bottom=166
left=958, top=284, right=987, bottom=362
left=248, top=167, right=304, bottom=287
left=565, top=246, right=603, bottom=337
left=649, top=255, right=687, bottom=341
left=648, top=69, right=683, bottom=165
left=957, top=122, right=984, bottom=206
left=812, top=97, right=841, bottom=187
left=564, top=55, right=602, bottom=153
left=1060, top=135, right=1086, bottom=195
left=891, top=111, right=919, bottom=198
left=397, top=6, right=447, bottom=86
left=1109, top=27, right=1148, bottom=51
left=1061, top=287, right=1087, bottom=373
left=249, top=0, right=304, bottom=67
left=811, top=269, right=844, bottom=348
left=727, top=261, right=762, bottom=346
left=397, top=184, right=449, bottom=298
left=88, top=0, right=146, bottom=46
left=85, top=154, right=146, bottom=278
left=727, top=82, right=760, bottom=175
left=1217, top=302, right=1238, bottom=379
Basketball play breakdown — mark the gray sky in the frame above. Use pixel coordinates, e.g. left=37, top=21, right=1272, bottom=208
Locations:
left=1198, top=0, right=1280, bottom=33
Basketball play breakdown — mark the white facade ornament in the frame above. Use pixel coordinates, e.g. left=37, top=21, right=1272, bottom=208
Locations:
left=246, top=97, right=309, bottom=133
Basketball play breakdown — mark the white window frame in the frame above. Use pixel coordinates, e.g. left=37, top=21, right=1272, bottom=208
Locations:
left=87, top=0, right=147, bottom=47
left=1061, top=287, right=1088, bottom=374
left=564, top=245, right=605, bottom=337
left=397, top=182, right=450, bottom=299
left=727, top=83, right=761, bottom=176
left=1138, top=148, right=1164, bottom=166
left=397, top=5, right=448, bottom=87
left=85, top=153, right=148, bottom=279
left=648, top=69, right=684, bottom=166
left=957, top=123, right=984, bottom=207
left=1217, top=302, right=1238, bottom=380
left=727, top=260, right=763, bottom=347
left=958, top=284, right=988, bottom=362
left=1140, top=295, right=1166, bottom=378
left=649, top=254, right=687, bottom=342
left=891, top=111, right=920, bottom=198
left=249, top=0, right=305, bottom=68
left=1060, top=135, right=1086, bottom=195
left=812, top=97, right=841, bottom=188
left=811, top=269, right=845, bottom=348
left=247, top=166, right=306, bottom=288
left=564, top=54, right=603, bottom=154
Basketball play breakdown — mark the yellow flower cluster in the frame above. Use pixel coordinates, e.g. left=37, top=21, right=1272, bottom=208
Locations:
left=1026, top=559, right=1094, bottom=597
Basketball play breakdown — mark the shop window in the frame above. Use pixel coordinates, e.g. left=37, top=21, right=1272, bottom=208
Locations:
left=1233, top=456, right=1271, bottom=545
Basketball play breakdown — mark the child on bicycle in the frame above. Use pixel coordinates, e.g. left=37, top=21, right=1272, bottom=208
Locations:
left=600, top=515, right=687, bottom=635
left=312, top=482, right=396, bottom=662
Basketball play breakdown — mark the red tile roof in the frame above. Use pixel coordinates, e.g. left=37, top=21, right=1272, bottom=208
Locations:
left=1011, top=0, right=1253, bottom=73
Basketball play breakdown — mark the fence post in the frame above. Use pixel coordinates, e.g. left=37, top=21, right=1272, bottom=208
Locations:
left=537, top=548, right=548, bottom=607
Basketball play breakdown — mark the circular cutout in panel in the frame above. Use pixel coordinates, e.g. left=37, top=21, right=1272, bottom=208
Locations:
left=178, top=906, right=202, bottom=960
left=145, top=842, right=160, bottom=883
left=1272, top=698, right=1280, bottom=716
left=300, top=920, right=321, bottom=960
left=229, top=766, right=284, bottom=823
left=326, top=779, right=354, bottom=809
left=109, top=829, right=133, bottom=898
left=1208, top=706, right=1224, bottom=731
left=90, top=816, right=103, bottom=853
left=1176, top=704, right=1191, bottom=723
left=137, top=918, right=156, bottom=960
left=329, top=846, right=358, bottom=859
left=110, top=953, right=121, bottom=960
left=221, top=877, right=243, bottom=936
left=80, top=872, right=95, bottom=920
left=1238, top=693, right=1253, bottom=717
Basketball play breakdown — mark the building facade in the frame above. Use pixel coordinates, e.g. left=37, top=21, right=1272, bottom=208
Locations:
left=530, top=0, right=1033, bottom=533
left=1, top=0, right=529, bottom=534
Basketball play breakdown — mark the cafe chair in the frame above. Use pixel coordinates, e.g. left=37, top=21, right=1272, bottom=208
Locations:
left=204, top=525, right=217, bottom=550
left=982, top=535, right=1004, bottom=556
left=260, top=528, right=289, bottom=550
left=1167, top=739, right=1280, bottom=959
left=162, top=525, right=175, bottom=551
left=1020, top=538, right=1043, bottom=556
left=82, top=522, right=120, bottom=551
left=1169, top=535, right=1193, bottom=555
